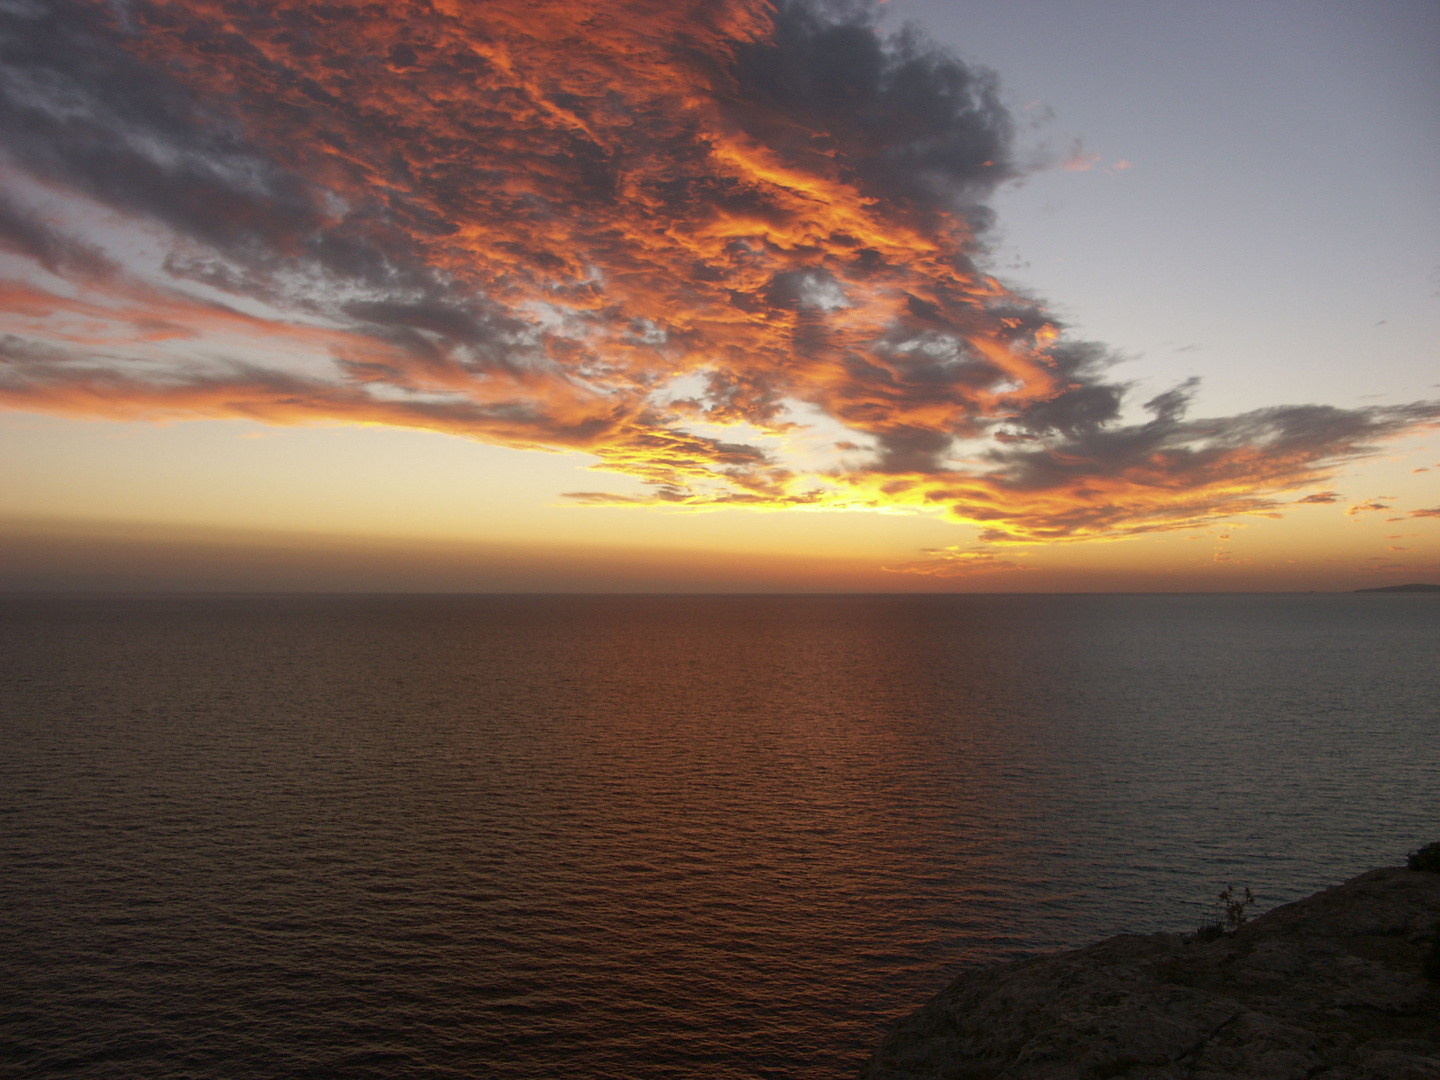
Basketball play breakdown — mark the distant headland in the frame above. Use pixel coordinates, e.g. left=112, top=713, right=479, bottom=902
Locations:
left=1354, top=583, right=1440, bottom=593
left=860, top=852, right=1440, bottom=1079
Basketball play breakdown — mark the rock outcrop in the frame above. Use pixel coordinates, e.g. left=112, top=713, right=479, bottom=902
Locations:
left=859, top=867, right=1440, bottom=1079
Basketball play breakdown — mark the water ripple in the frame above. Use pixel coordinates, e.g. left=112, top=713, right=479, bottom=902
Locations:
left=2, top=593, right=1437, bottom=1078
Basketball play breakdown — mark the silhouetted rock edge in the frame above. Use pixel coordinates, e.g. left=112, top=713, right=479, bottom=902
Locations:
left=859, top=866, right=1440, bottom=1079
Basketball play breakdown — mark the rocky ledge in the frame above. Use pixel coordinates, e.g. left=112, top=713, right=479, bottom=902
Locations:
left=860, top=866, right=1440, bottom=1079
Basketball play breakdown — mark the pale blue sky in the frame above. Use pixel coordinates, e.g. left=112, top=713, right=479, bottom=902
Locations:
left=888, top=0, right=1440, bottom=418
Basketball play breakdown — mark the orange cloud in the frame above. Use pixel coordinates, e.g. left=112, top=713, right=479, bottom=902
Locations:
left=1346, top=500, right=1393, bottom=517
left=881, top=546, right=1025, bottom=578
left=1, top=0, right=1437, bottom=544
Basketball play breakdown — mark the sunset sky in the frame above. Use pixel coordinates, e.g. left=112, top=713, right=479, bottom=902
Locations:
left=1, top=0, right=1436, bottom=591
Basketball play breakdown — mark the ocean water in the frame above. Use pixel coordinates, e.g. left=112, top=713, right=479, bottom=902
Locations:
left=1, top=593, right=1437, bottom=1078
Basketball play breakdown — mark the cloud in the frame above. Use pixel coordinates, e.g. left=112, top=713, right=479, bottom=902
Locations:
left=1294, top=490, right=1342, bottom=504
left=1346, top=500, right=1393, bottom=517
left=1, top=0, right=1438, bottom=542
left=881, top=546, right=1025, bottom=578
left=1061, top=141, right=1102, bottom=172
left=1410, top=507, right=1440, bottom=519
left=0, top=194, right=116, bottom=278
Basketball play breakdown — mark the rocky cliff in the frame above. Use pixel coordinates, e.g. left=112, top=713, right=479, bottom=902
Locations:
left=859, top=866, right=1440, bottom=1079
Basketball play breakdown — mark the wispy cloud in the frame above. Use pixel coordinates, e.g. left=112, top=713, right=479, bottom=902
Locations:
left=1346, top=499, right=1393, bottom=518
left=1, top=0, right=1436, bottom=542
left=881, top=546, right=1025, bottom=578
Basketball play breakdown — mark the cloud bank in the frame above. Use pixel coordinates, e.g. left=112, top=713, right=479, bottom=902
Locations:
left=1, top=0, right=1435, bottom=541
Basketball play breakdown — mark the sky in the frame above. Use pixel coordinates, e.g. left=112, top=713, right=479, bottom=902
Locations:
left=0, top=0, right=1436, bottom=591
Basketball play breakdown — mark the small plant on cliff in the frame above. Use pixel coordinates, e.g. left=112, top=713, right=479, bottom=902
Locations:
left=1193, top=885, right=1256, bottom=941
left=1408, top=842, right=1440, bottom=873
left=1219, top=885, right=1256, bottom=930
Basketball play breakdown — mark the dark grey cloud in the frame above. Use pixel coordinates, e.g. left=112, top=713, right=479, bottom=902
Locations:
left=763, top=267, right=849, bottom=310
left=730, top=0, right=1013, bottom=223
left=0, top=193, right=115, bottom=276
left=0, top=2, right=324, bottom=260
left=983, top=387, right=1440, bottom=508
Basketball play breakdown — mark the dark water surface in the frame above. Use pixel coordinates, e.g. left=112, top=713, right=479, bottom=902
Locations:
left=2, top=594, right=1437, bottom=1078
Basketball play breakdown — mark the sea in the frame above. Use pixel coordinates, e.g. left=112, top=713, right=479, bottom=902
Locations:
left=2, top=593, right=1437, bottom=1078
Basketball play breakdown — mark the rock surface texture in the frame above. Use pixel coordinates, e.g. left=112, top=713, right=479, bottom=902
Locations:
left=859, top=867, right=1440, bottom=1079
